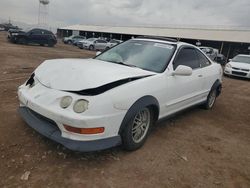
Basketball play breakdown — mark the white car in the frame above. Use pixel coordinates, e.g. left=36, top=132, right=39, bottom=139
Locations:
left=224, top=54, right=250, bottom=79
left=78, top=38, right=108, bottom=51
left=106, top=39, right=123, bottom=49
left=199, top=46, right=219, bottom=61
left=18, top=36, right=223, bottom=152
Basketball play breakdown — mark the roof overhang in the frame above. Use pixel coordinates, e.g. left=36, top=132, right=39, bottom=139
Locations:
left=58, top=25, right=250, bottom=43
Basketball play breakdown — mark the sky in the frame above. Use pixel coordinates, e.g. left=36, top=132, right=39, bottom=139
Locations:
left=0, top=0, right=250, bottom=30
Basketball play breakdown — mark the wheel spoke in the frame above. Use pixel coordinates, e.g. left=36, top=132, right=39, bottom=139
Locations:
left=131, top=108, right=151, bottom=144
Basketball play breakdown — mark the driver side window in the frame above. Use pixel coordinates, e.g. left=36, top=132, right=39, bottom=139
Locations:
left=173, top=48, right=200, bottom=70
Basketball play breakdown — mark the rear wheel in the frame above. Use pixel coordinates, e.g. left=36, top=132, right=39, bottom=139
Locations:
left=121, top=107, right=153, bottom=151
left=67, top=40, right=72, bottom=45
left=48, top=40, right=54, bottom=47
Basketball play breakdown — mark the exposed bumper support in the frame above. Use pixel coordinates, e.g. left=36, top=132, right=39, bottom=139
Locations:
left=18, top=107, right=122, bottom=152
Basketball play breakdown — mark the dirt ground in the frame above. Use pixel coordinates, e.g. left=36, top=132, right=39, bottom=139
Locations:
left=0, top=32, right=250, bottom=188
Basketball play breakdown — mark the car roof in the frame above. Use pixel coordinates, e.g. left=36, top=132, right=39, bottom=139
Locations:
left=134, top=37, right=195, bottom=48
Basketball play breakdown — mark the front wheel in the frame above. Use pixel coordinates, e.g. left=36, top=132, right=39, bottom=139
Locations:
left=89, top=45, right=94, bottom=51
left=18, top=38, right=27, bottom=45
left=203, top=89, right=217, bottom=110
left=121, top=107, right=153, bottom=151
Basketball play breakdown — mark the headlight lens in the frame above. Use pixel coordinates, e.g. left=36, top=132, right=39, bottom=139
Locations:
left=226, top=63, right=232, bottom=68
left=73, top=99, right=88, bottom=113
left=60, top=96, right=73, bottom=109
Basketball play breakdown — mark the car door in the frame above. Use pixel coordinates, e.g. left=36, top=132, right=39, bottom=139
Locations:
left=195, top=49, right=215, bottom=97
left=28, top=29, right=42, bottom=44
left=100, top=40, right=108, bottom=50
left=40, top=30, right=48, bottom=44
left=96, top=40, right=107, bottom=50
left=164, top=47, right=204, bottom=115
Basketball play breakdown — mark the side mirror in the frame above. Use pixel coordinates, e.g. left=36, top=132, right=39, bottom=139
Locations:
left=96, top=51, right=102, bottom=56
left=173, top=65, right=192, bottom=76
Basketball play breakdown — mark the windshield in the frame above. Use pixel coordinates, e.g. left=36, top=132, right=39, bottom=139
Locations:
left=232, top=56, right=250, bottom=64
left=87, top=38, right=96, bottom=42
left=95, top=40, right=176, bottom=73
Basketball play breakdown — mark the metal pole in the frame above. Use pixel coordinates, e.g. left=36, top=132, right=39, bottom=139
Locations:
left=220, top=42, right=224, bottom=54
left=226, top=44, right=231, bottom=62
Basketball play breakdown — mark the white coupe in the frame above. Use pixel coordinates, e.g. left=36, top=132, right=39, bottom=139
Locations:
left=18, top=36, right=223, bottom=152
left=224, top=54, right=250, bottom=79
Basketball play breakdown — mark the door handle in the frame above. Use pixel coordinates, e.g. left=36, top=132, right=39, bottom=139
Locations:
left=198, top=75, right=203, bottom=77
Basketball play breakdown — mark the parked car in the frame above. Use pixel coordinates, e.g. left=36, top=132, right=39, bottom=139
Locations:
left=200, top=47, right=219, bottom=61
left=72, top=36, right=86, bottom=46
left=8, top=28, right=57, bottom=47
left=76, top=38, right=88, bottom=49
left=214, top=54, right=226, bottom=65
left=63, top=35, right=85, bottom=45
left=224, top=54, right=250, bottom=79
left=18, top=36, right=222, bottom=152
left=106, top=39, right=123, bottom=49
left=0, top=23, right=19, bottom=31
left=79, top=38, right=108, bottom=51
left=0, top=26, right=5, bottom=31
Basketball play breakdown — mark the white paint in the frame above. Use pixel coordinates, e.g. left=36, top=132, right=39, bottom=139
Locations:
left=18, top=39, right=222, bottom=143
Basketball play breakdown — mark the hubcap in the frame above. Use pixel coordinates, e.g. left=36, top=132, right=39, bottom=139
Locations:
left=132, top=108, right=151, bottom=143
left=208, top=90, right=216, bottom=108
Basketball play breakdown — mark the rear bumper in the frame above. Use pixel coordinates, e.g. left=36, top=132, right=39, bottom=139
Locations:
left=18, top=107, right=122, bottom=152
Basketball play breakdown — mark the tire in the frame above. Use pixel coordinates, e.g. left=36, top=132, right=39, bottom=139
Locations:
left=89, top=45, right=94, bottom=51
left=121, top=107, right=153, bottom=151
left=203, top=88, right=217, bottom=110
left=48, top=40, right=55, bottom=47
left=18, top=38, right=27, bottom=45
left=67, top=40, right=72, bottom=45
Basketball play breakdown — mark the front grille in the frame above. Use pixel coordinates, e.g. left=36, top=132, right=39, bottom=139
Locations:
left=232, top=71, right=247, bottom=76
left=242, top=69, right=250, bottom=72
left=232, top=67, right=250, bottom=72
left=232, top=67, right=240, bottom=70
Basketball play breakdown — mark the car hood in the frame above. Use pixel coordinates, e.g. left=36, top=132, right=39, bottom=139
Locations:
left=230, top=62, right=250, bottom=69
left=35, top=58, right=155, bottom=91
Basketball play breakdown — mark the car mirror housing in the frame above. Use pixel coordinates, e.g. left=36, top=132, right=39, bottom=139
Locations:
left=96, top=51, right=102, bottom=56
left=173, top=65, right=193, bottom=76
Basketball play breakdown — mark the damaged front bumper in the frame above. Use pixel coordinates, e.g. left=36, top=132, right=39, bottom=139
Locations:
left=18, top=107, right=122, bottom=152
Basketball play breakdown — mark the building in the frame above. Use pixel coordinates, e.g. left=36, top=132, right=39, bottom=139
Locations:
left=57, top=24, right=250, bottom=59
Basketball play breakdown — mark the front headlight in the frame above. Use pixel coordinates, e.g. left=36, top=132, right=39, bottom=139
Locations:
left=12, top=33, right=18, bottom=36
left=60, top=96, right=73, bottom=109
left=226, top=63, right=232, bottom=68
left=73, top=99, right=89, bottom=113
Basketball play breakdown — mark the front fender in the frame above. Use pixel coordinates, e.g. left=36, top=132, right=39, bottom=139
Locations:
left=118, top=96, right=159, bottom=134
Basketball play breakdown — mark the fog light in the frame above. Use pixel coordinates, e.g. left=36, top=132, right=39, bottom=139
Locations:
left=64, top=125, right=104, bottom=134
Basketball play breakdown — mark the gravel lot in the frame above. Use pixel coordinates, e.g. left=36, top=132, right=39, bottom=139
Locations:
left=0, top=32, right=250, bottom=188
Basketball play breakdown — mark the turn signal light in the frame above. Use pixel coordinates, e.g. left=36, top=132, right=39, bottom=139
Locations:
left=64, top=125, right=105, bottom=134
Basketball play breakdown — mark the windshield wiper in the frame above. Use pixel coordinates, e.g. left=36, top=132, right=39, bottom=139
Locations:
left=106, top=60, right=138, bottom=68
